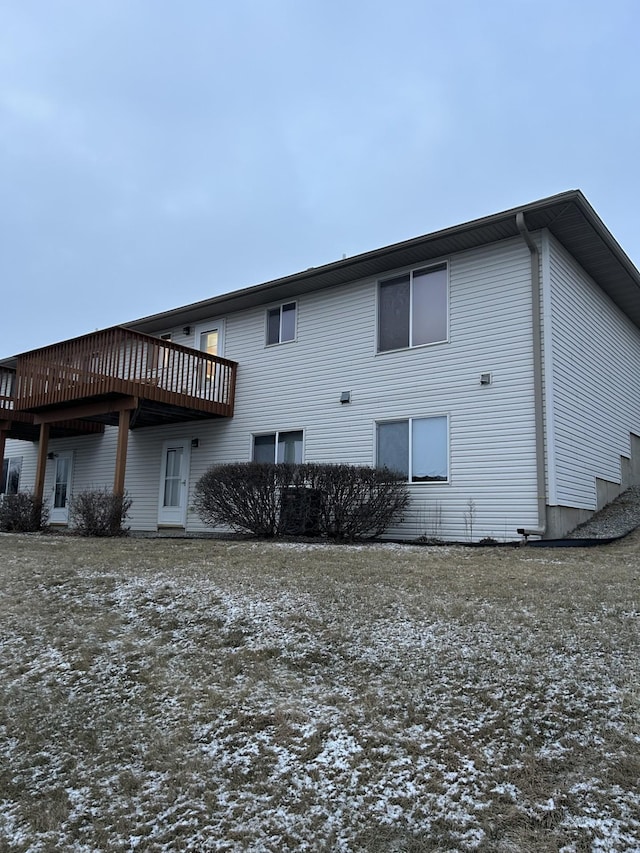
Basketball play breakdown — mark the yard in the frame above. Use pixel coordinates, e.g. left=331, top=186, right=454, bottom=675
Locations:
left=0, top=533, right=638, bottom=852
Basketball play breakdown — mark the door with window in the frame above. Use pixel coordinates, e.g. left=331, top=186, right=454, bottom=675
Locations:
left=50, top=452, right=73, bottom=524
left=195, top=321, right=225, bottom=396
left=158, top=440, right=190, bottom=526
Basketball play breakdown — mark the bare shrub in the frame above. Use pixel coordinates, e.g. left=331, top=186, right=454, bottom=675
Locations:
left=0, top=492, right=48, bottom=532
left=194, top=463, right=296, bottom=538
left=302, top=464, right=409, bottom=541
left=194, top=462, right=409, bottom=541
left=70, top=489, right=132, bottom=537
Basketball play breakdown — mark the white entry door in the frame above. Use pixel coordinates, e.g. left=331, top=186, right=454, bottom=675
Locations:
left=158, top=440, right=190, bottom=526
left=50, top=452, right=73, bottom=524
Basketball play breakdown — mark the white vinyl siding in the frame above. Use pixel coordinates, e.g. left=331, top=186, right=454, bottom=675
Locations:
left=218, top=236, right=537, bottom=541
left=546, top=232, right=640, bottom=509
left=3, top=236, right=538, bottom=540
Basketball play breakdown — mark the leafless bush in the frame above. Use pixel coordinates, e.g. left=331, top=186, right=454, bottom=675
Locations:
left=0, top=492, right=48, bottom=532
left=194, top=463, right=409, bottom=541
left=194, top=463, right=296, bottom=537
left=300, top=463, right=409, bottom=541
left=70, top=489, right=132, bottom=537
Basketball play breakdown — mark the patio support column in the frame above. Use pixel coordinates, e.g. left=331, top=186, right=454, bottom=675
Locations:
left=34, top=422, right=50, bottom=506
left=0, top=426, right=7, bottom=471
left=113, top=407, right=131, bottom=496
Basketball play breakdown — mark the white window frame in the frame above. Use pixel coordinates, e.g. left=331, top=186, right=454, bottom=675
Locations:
left=1, top=456, right=23, bottom=495
left=377, top=263, right=449, bottom=353
left=252, top=429, right=304, bottom=464
left=375, top=415, right=450, bottom=484
left=266, top=301, right=297, bottom=346
left=195, top=320, right=225, bottom=359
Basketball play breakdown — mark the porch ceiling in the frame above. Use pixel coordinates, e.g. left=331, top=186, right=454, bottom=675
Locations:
left=0, top=410, right=105, bottom=442
left=30, top=395, right=229, bottom=430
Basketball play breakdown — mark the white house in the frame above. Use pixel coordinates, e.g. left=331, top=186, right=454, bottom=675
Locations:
left=2, top=190, right=640, bottom=541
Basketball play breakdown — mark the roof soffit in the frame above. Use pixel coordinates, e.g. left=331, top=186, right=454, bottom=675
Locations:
left=126, top=190, right=640, bottom=333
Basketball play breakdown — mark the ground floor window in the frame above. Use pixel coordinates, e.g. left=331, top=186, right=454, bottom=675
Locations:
left=253, top=430, right=303, bottom=464
left=1, top=457, right=23, bottom=495
left=377, top=416, right=448, bottom=482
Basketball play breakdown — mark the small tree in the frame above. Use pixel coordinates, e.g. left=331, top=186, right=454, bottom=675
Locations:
left=0, top=493, right=48, bottom=532
left=70, top=489, right=132, bottom=537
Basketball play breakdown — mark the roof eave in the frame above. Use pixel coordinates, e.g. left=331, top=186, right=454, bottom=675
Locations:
left=126, top=189, right=640, bottom=333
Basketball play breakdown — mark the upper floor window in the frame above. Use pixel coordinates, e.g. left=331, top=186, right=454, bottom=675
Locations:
left=378, top=264, right=448, bottom=352
left=1, top=456, right=22, bottom=495
left=377, top=416, right=448, bottom=483
left=253, top=430, right=303, bottom=464
left=267, top=302, right=296, bottom=345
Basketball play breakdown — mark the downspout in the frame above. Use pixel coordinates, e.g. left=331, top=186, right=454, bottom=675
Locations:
left=516, top=212, right=547, bottom=537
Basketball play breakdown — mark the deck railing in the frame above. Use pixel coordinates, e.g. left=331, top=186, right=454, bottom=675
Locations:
left=12, top=327, right=237, bottom=417
left=0, top=366, right=15, bottom=411
left=1, top=365, right=104, bottom=435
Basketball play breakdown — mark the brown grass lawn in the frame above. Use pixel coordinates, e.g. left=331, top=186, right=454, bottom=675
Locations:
left=0, top=532, right=638, bottom=852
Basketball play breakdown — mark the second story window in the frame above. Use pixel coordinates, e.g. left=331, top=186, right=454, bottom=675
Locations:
left=267, top=302, right=297, bottom=345
left=378, top=264, right=448, bottom=352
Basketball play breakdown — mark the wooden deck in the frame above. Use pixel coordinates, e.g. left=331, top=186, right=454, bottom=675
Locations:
left=1, top=367, right=105, bottom=439
left=9, top=328, right=237, bottom=428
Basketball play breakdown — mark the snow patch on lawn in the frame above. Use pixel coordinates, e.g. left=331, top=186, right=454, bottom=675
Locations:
left=0, top=539, right=638, bottom=851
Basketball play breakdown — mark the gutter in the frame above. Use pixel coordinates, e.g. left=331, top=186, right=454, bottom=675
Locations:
left=516, top=212, right=547, bottom=538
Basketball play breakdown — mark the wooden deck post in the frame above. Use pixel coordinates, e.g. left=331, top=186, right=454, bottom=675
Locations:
left=113, top=407, right=131, bottom=496
left=0, top=427, right=7, bottom=476
left=34, top=422, right=50, bottom=506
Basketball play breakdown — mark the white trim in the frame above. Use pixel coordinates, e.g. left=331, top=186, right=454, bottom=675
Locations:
left=49, top=451, right=74, bottom=524
left=541, top=230, right=558, bottom=505
left=157, top=439, right=191, bottom=527
left=265, top=301, right=298, bottom=346
left=251, top=429, right=305, bottom=463
left=375, top=414, right=450, bottom=484
left=1, top=455, right=23, bottom=495
left=376, top=262, right=449, bottom=354
left=195, top=319, right=226, bottom=358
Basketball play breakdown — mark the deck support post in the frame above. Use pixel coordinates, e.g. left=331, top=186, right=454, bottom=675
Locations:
left=114, top=407, right=132, bottom=497
left=0, top=427, right=7, bottom=475
left=34, top=423, right=50, bottom=507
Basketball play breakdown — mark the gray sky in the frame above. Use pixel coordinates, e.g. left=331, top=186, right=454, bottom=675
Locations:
left=2, top=0, right=639, bottom=357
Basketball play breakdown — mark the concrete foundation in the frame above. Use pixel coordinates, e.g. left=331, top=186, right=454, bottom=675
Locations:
left=545, top=432, right=640, bottom=538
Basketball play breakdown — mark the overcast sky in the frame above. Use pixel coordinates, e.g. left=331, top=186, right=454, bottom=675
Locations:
left=1, top=0, right=639, bottom=357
